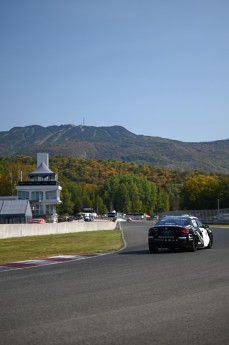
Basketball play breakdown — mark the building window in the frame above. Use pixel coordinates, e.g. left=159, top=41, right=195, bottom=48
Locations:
left=32, top=203, right=44, bottom=215
left=46, top=205, right=55, bottom=214
left=31, top=191, right=43, bottom=201
left=46, top=191, right=57, bottom=200
left=18, top=191, right=29, bottom=200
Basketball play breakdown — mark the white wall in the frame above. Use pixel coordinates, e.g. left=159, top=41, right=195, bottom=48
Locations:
left=0, top=221, right=118, bottom=239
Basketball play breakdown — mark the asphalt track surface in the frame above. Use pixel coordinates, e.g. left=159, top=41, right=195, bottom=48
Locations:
left=0, top=222, right=229, bottom=345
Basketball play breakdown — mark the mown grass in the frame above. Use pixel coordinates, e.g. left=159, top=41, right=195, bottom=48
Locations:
left=0, top=230, right=124, bottom=264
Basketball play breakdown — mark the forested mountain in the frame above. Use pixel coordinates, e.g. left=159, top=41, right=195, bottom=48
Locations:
left=0, top=124, right=228, bottom=173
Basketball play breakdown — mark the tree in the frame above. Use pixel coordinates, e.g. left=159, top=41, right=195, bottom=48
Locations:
left=156, top=188, right=170, bottom=213
left=99, top=174, right=158, bottom=213
left=181, top=174, right=221, bottom=209
left=59, top=188, right=74, bottom=216
left=95, top=196, right=108, bottom=214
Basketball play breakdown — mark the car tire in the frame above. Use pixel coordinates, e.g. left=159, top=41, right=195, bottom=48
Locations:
left=149, top=246, right=158, bottom=254
left=206, top=238, right=213, bottom=249
left=190, top=239, right=198, bottom=252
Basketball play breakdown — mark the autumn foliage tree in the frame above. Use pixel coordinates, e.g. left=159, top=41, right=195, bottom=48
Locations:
left=181, top=174, right=224, bottom=209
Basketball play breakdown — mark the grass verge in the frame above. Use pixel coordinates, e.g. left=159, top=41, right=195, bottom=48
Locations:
left=210, top=224, right=229, bottom=227
left=0, top=230, right=124, bottom=264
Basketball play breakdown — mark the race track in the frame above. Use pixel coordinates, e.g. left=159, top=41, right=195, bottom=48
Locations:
left=0, top=222, right=229, bottom=345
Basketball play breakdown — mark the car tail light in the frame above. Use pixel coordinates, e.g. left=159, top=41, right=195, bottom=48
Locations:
left=148, top=229, right=158, bottom=235
left=176, top=229, right=190, bottom=233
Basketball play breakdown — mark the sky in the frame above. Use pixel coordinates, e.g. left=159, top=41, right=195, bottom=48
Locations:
left=0, top=0, right=228, bottom=142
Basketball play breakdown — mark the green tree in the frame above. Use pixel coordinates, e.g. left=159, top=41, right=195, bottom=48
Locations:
left=95, top=196, right=108, bottom=214
left=99, top=174, right=158, bottom=213
left=58, top=184, right=74, bottom=215
left=156, top=188, right=170, bottom=213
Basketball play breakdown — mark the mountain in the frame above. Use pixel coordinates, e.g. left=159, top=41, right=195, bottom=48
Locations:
left=0, top=124, right=228, bottom=173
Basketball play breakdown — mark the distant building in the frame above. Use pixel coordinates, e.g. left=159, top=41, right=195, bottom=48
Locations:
left=16, top=153, right=62, bottom=223
left=0, top=199, right=32, bottom=224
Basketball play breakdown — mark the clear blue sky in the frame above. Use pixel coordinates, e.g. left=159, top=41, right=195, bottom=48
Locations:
left=1, top=0, right=228, bottom=142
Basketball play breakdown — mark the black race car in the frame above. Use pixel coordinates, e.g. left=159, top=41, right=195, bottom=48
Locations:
left=148, top=215, right=213, bottom=253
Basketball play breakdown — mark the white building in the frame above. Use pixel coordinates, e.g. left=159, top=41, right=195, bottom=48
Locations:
left=16, top=153, right=62, bottom=223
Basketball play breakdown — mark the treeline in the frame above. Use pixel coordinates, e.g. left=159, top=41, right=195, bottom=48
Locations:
left=0, top=156, right=228, bottom=216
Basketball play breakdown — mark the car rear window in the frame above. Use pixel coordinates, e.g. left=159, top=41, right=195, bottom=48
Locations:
left=156, top=217, right=190, bottom=226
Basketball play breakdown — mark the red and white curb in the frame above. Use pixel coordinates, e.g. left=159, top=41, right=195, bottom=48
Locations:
left=0, top=254, right=102, bottom=272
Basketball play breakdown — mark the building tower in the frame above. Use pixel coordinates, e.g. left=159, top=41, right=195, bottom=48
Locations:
left=16, top=153, right=62, bottom=223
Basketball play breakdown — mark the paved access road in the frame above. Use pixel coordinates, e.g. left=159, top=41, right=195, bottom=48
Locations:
left=0, top=222, right=229, bottom=345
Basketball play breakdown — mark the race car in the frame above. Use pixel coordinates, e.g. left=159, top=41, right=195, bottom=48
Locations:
left=148, top=215, right=213, bottom=253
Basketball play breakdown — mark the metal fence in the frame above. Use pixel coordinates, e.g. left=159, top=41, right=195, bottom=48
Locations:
left=159, top=208, right=229, bottom=224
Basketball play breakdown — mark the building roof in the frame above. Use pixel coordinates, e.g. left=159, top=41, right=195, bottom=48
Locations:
left=29, top=162, right=55, bottom=177
left=0, top=200, right=32, bottom=216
